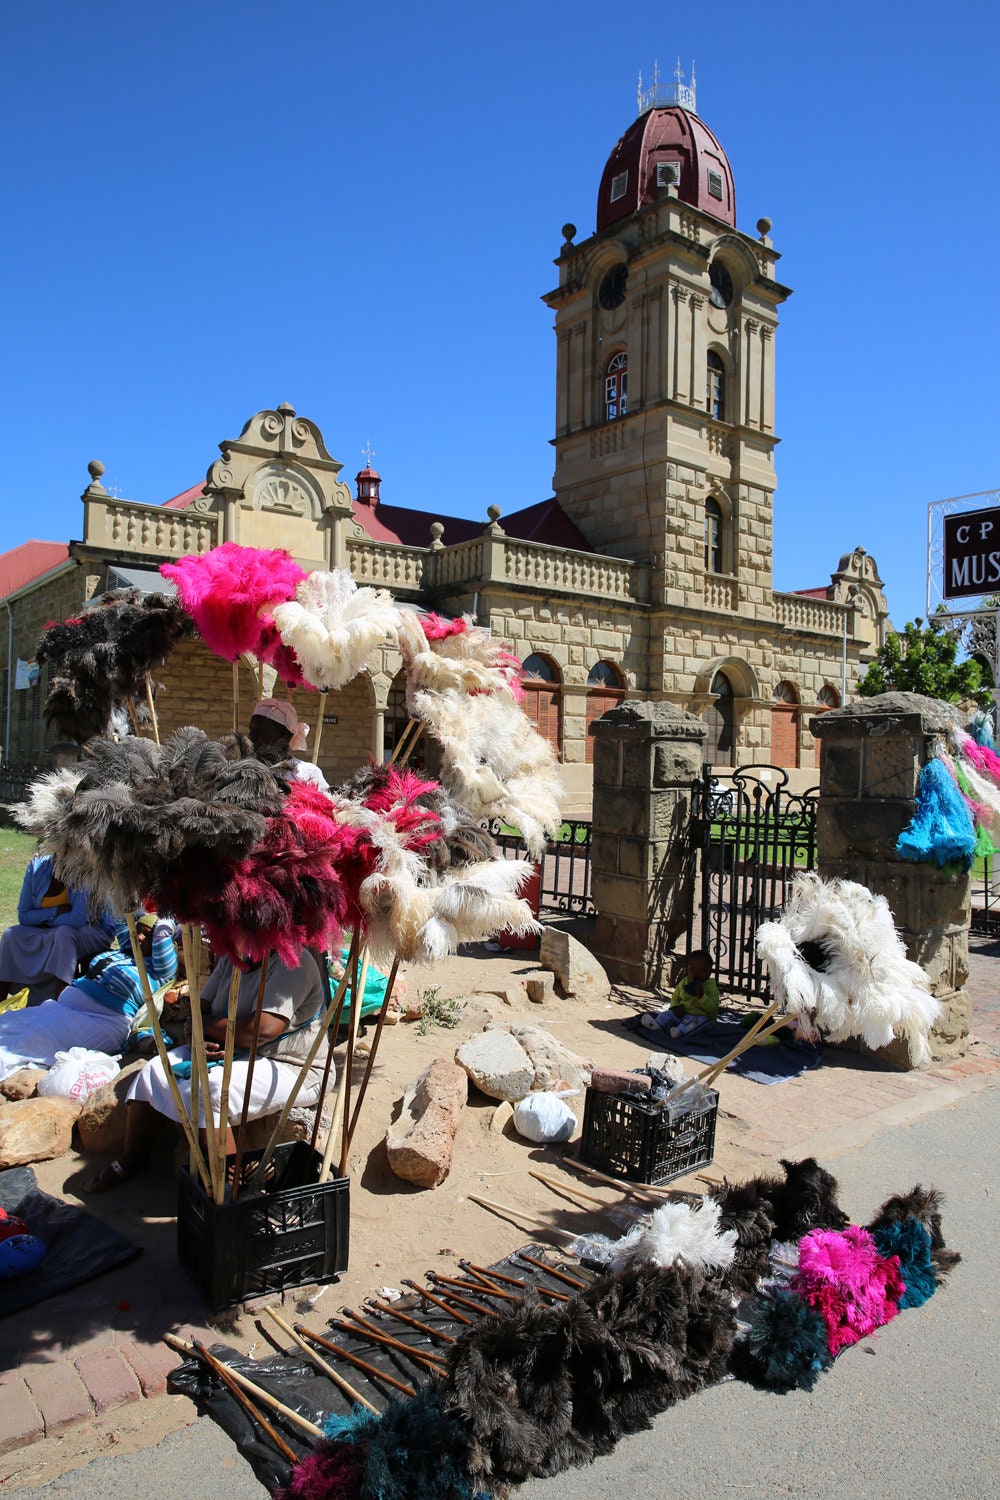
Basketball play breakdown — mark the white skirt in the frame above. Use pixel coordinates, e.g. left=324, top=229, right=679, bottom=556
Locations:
left=126, top=1048, right=328, bottom=1127
left=0, top=989, right=130, bottom=1081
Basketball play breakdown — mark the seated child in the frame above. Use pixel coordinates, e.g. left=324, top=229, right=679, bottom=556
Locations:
left=640, top=949, right=721, bottom=1038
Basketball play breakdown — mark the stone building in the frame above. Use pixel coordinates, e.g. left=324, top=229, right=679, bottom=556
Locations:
left=1, top=72, right=888, bottom=809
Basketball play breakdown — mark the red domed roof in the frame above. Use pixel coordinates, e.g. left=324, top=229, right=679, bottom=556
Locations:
left=597, top=106, right=736, bottom=232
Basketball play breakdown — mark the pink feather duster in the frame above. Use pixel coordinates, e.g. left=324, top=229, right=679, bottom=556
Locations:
left=160, top=544, right=305, bottom=661
left=794, top=1226, right=905, bottom=1356
left=420, top=613, right=468, bottom=641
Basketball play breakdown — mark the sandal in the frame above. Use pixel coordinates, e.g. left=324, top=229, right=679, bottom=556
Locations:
left=83, top=1159, right=134, bottom=1194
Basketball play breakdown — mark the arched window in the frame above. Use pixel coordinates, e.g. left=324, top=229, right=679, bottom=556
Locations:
left=707, top=351, right=726, bottom=421
left=585, top=661, right=625, bottom=764
left=704, top=670, right=735, bottom=766
left=605, top=352, right=628, bottom=421
left=384, top=674, right=409, bottom=762
left=705, top=498, right=723, bottom=573
left=771, top=681, right=800, bottom=768
left=812, top=685, right=841, bottom=767
left=522, top=654, right=562, bottom=756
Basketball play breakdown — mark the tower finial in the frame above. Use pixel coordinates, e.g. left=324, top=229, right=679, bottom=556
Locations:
left=362, top=440, right=375, bottom=468
left=636, top=56, right=697, bottom=116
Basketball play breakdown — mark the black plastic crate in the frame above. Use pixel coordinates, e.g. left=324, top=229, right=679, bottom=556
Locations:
left=580, top=1085, right=718, bottom=1185
left=177, top=1141, right=349, bottom=1309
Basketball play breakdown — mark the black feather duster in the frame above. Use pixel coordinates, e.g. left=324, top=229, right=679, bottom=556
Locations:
left=712, top=1157, right=847, bottom=1250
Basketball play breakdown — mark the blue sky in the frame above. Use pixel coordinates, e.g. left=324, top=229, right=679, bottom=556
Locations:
left=1, top=0, right=997, bottom=628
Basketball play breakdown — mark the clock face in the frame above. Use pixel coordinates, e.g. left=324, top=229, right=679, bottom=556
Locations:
left=598, top=264, right=628, bottom=310
left=709, top=261, right=734, bottom=309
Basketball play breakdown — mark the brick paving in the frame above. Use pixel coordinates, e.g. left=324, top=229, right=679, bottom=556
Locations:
left=0, top=942, right=996, bottom=1461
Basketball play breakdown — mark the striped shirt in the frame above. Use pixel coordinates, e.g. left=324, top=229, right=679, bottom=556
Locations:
left=69, top=919, right=178, bottom=1017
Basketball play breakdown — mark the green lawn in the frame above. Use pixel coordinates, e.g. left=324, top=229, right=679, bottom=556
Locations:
left=0, top=830, right=36, bottom=931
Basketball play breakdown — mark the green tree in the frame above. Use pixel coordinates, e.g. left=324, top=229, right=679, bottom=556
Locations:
left=857, top=618, right=992, bottom=704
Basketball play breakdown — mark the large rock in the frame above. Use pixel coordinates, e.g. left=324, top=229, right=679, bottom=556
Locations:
left=539, top=929, right=612, bottom=1003
left=454, top=1029, right=535, bottom=1102
left=75, top=1059, right=147, bottom=1158
left=0, top=1068, right=47, bottom=1102
left=385, top=1060, right=468, bottom=1189
left=0, top=1096, right=81, bottom=1168
left=510, top=1024, right=594, bottom=1092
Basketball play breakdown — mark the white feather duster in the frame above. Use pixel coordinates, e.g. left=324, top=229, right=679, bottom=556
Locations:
left=602, top=1198, right=737, bottom=1276
left=411, top=858, right=539, bottom=964
left=271, top=570, right=400, bottom=691
left=397, top=609, right=522, bottom=699
left=409, top=686, right=564, bottom=858
left=756, top=872, right=942, bottom=1066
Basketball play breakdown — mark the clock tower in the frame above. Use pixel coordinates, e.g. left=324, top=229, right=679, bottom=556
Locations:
left=543, top=67, right=792, bottom=696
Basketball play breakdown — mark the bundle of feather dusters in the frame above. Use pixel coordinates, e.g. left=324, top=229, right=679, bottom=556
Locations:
left=755, top=871, right=942, bottom=1065
left=276, top=1262, right=736, bottom=1500
left=36, top=589, right=196, bottom=743
left=322, top=770, right=540, bottom=965
left=396, top=610, right=562, bottom=859
left=160, top=542, right=307, bottom=668
left=739, top=1185, right=960, bottom=1392
left=15, top=744, right=537, bottom=968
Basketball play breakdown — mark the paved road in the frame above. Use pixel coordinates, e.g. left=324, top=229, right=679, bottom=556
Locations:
left=24, top=1079, right=1000, bottom=1499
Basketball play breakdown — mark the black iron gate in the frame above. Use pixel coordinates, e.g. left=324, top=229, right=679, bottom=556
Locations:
left=689, top=765, right=818, bottom=998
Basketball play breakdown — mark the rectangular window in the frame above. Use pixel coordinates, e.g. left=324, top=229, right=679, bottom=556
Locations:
left=707, top=170, right=724, bottom=200
left=610, top=171, right=628, bottom=203
left=656, top=161, right=679, bottom=188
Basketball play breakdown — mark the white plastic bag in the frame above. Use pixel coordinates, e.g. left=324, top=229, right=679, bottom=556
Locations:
left=513, top=1091, right=577, bottom=1143
left=37, top=1048, right=120, bottom=1103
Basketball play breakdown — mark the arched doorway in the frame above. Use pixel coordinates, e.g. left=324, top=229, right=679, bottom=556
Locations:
left=812, top=684, right=840, bottom=767
left=771, top=681, right=800, bottom=768
left=585, top=660, right=625, bottom=763
left=522, top=654, right=562, bottom=756
left=704, top=670, right=735, bottom=766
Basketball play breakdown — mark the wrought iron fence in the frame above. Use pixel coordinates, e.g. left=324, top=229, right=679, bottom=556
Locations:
left=0, top=763, right=42, bottom=819
left=689, top=765, right=819, bottom=999
left=971, top=858, right=1000, bottom=935
left=489, top=820, right=594, bottom=917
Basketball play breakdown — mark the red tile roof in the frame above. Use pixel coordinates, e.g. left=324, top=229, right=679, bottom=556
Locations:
left=162, top=483, right=207, bottom=510
left=793, top=587, right=831, bottom=599
left=0, top=541, right=71, bottom=599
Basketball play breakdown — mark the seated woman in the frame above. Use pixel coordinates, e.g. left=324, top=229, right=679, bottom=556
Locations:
left=0, top=855, right=114, bottom=1005
left=86, top=947, right=330, bottom=1190
left=247, top=697, right=331, bottom=793
left=0, top=913, right=177, bottom=1081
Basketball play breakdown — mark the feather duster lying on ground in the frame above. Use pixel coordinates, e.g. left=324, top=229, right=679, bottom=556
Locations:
left=408, top=685, right=563, bottom=859
left=711, top=1158, right=848, bottom=1247
left=793, top=1225, right=904, bottom=1356
left=743, top=1287, right=833, bottom=1393
left=756, top=872, right=942, bottom=1066
left=16, top=728, right=287, bottom=918
left=597, top=1198, right=737, bottom=1277
left=160, top=543, right=305, bottom=661
left=270, top=569, right=400, bottom=691
left=443, top=1262, right=735, bottom=1485
left=867, top=1183, right=961, bottom=1285
left=397, top=609, right=523, bottom=700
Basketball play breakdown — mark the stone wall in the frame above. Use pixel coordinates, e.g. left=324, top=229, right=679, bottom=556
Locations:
left=813, top=692, right=971, bottom=1062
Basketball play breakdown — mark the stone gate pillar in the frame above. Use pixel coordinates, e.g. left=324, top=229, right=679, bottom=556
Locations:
left=812, top=692, right=971, bottom=1062
left=590, top=700, right=707, bottom=989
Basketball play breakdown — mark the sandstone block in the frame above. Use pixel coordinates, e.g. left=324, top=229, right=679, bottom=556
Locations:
left=454, top=1030, right=534, bottom=1101
left=539, top=929, right=612, bottom=1003
left=75, top=1059, right=147, bottom=1158
left=385, top=1060, right=468, bottom=1188
left=525, top=971, right=555, bottom=1004
left=0, top=1096, right=81, bottom=1168
left=0, top=1068, right=47, bottom=1102
left=510, top=1024, right=593, bottom=1091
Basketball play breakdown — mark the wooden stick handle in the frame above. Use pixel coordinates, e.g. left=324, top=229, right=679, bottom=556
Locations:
left=126, top=915, right=210, bottom=1193
left=193, top=1340, right=299, bottom=1466
left=229, top=953, right=273, bottom=1200
left=144, top=675, right=160, bottom=746
left=232, top=660, right=240, bottom=735
left=293, top=1321, right=417, bottom=1396
left=162, top=1332, right=323, bottom=1440
left=247, top=932, right=357, bottom=1193
left=331, top=1314, right=447, bottom=1375
left=343, top=955, right=399, bottom=1162
left=182, top=926, right=222, bottom=1202
left=265, top=1309, right=377, bottom=1413
left=528, top=1168, right=607, bottom=1209
left=699, top=1015, right=794, bottom=1086
left=467, top=1193, right=578, bottom=1241
left=312, top=691, right=327, bottom=766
